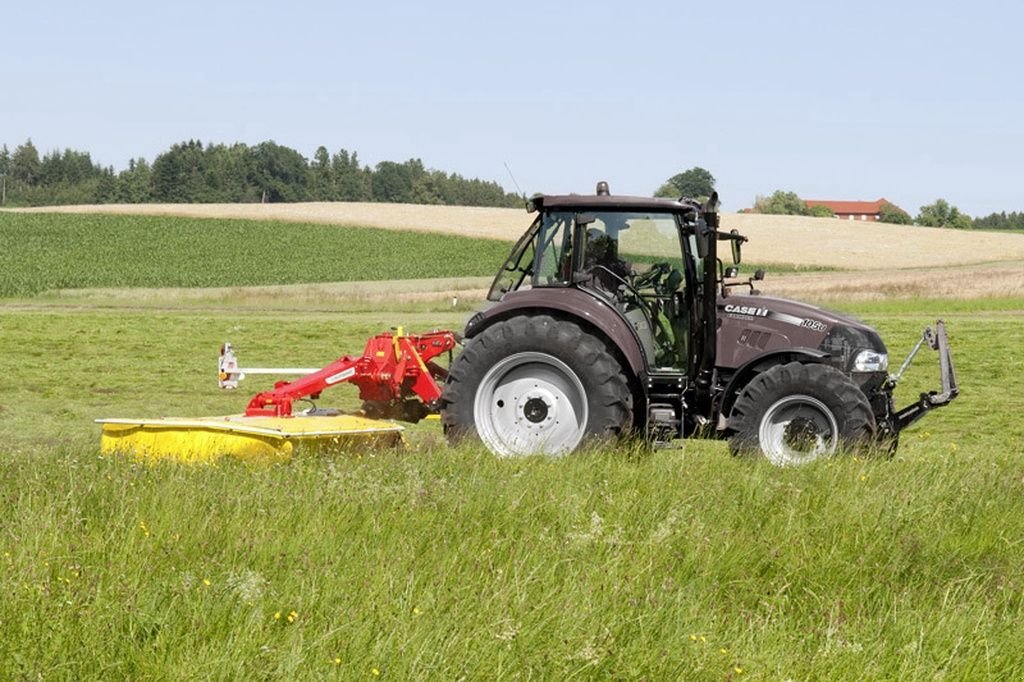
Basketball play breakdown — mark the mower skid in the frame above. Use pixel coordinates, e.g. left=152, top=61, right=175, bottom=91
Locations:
left=893, top=319, right=959, bottom=432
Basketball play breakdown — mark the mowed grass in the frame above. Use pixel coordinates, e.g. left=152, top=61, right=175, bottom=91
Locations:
left=2, top=299, right=1023, bottom=678
left=0, top=213, right=512, bottom=297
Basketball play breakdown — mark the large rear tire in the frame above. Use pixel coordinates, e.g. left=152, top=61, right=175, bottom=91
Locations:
left=441, top=315, right=633, bottom=456
left=729, top=362, right=875, bottom=466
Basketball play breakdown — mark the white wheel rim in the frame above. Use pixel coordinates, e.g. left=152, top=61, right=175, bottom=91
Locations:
left=473, top=352, right=588, bottom=457
left=758, top=394, right=838, bottom=466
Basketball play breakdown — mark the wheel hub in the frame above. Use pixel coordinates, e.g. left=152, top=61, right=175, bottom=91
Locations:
left=758, top=394, right=839, bottom=466
left=522, top=396, right=550, bottom=424
left=783, top=417, right=820, bottom=451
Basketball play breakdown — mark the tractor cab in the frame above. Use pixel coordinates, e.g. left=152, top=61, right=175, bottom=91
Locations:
left=485, top=184, right=719, bottom=372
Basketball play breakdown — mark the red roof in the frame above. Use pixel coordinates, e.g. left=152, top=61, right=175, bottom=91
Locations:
left=805, top=198, right=892, bottom=214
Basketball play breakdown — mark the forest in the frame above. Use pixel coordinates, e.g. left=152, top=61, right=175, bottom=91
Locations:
left=0, top=139, right=524, bottom=208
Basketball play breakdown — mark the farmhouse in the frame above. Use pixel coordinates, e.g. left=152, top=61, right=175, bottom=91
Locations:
left=805, top=198, right=898, bottom=221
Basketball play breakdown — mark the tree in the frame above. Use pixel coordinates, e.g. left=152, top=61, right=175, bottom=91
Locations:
left=117, top=158, right=154, bottom=203
left=151, top=140, right=209, bottom=202
left=753, top=190, right=807, bottom=215
left=0, top=144, right=9, bottom=203
left=973, top=211, right=1024, bottom=231
left=879, top=202, right=912, bottom=225
left=10, top=139, right=41, bottom=189
left=917, top=199, right=972, bottom=229
left=310, top=145, right=334, bottom=200
left=807, top=204, right=835, bottom=218
left=372, top=160, right=415, bottom=203
left=332, top=149, right=372, bottom=202
left=249, top=141, right=308, bottom=202
left=654, top=167, right=715, bottom=200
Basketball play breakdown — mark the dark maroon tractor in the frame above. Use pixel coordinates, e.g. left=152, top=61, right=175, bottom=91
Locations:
left=441, top=182, right=958, bottom=464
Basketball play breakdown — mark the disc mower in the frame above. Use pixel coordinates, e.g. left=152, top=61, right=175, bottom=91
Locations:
left=98, top=329, right=457, bottom=462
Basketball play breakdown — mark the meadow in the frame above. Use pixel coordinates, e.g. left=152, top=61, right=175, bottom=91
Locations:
left=1, top=209, right=1023, bottom=679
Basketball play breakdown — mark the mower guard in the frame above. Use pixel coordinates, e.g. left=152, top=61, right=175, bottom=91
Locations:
left=97, top=414, right=404, bottom=464
left=892, top=319, right=959, bottom=432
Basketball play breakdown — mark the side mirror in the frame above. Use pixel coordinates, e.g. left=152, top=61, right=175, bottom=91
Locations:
left=730, top=228, right=742, bottom=264
left=695, top=224, right=710, bottom=259
left=753, top=268, right=765, bottom=281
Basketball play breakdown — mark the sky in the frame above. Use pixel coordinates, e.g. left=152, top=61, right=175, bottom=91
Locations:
left=2, top=0, right=1021, bottom=216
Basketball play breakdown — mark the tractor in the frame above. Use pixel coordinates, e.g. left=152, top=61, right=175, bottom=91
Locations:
left=440, top=182, right=958, bottom=464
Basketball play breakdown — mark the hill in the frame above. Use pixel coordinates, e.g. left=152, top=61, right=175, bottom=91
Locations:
left=12, top=202, right=1024, bottom=271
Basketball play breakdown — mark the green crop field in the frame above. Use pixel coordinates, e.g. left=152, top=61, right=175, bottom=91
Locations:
left=0, top=213, right=512, bottom=297
left=2, top=211, right=1024, bottom=679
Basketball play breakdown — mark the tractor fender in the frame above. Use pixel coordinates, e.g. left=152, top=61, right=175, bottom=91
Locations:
left=463, top=288, right=647, bottom=378
left=717, top=348, right=831, bottom=422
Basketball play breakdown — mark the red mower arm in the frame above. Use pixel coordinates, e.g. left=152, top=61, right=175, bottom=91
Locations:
left=239, top=329, right=458, bottom=419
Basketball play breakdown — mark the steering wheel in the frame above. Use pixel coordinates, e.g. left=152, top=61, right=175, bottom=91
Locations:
left=633, top=262, right=671, bottom=290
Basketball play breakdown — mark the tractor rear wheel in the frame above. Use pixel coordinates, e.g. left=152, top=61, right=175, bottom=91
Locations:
left=729, top=362, right=875, bottom=465
left=441, top=315, right=633, bottom=456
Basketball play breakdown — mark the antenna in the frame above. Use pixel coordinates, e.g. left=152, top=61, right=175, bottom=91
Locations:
left=503, top=161, right=524, bottom=197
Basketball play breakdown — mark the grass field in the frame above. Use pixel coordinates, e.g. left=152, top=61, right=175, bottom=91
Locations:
left=2, top=209, right=1024, bottom=678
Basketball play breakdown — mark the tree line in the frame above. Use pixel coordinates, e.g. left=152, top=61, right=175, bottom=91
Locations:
left=751, top=189, right=990, bottom=229
left=0, top=139, right=525, bottom=208
left=653, top=167, right=1022, bottom=231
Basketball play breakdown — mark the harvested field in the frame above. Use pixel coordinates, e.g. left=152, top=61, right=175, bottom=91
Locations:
left=763, top=260, right=1024, bottom=302
left=10, top=202, right=527, bottom=241
left=12, top=202, right=1024, bottom=271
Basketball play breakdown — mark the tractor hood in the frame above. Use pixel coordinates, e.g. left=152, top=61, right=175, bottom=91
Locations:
left=716, top=293, right=887, bottom=371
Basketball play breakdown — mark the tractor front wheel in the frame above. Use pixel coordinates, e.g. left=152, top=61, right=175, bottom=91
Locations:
left=441, top=316, right=633, bottom=456
left=729, top=362, right=875, bottom=465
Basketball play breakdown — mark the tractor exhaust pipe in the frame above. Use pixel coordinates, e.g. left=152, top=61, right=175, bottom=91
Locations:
left=695, top=192, right=720, bottom=405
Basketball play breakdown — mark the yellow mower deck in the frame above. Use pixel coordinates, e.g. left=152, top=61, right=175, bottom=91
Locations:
left=97, top=414, right=404, bottom=464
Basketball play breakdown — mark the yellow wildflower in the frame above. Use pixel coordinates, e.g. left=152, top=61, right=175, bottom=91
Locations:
left=274, top=611, right=282, bottom=620
left=734, top=666, right=743, bottom=674
left=203, top=578, right=211, bottom=587
left=334, top=657, right=342, bottom=665
left=372, top=668, right=380, bottom=676
left=413, top=607, right=421, bottom=616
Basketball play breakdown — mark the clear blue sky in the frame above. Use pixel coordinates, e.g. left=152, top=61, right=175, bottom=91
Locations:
left=3, top=0, right=1021, bottom=215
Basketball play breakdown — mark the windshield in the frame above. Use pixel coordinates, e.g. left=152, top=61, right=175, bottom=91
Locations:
left=487, top=217, right=539, bottom=301
left=488, top=210, right=697, bottom=300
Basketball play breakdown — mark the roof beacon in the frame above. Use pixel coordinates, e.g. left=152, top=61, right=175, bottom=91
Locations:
left=596, top=181, right=610, bottom=196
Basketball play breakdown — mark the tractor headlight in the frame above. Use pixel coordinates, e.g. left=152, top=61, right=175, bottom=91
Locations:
left=853, top=349, right=888, bottom=372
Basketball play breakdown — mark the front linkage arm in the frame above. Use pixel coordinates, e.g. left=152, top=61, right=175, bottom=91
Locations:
left=890, top=320, right=959, bottom=432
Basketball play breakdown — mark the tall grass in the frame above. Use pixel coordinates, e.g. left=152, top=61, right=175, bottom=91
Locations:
left=1, top=296, right=1022, bottom=678
left=1, top=437, right=1021, bottom=679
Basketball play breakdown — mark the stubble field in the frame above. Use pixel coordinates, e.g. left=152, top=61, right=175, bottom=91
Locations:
left=1, top=206, right=1023, bottom=679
